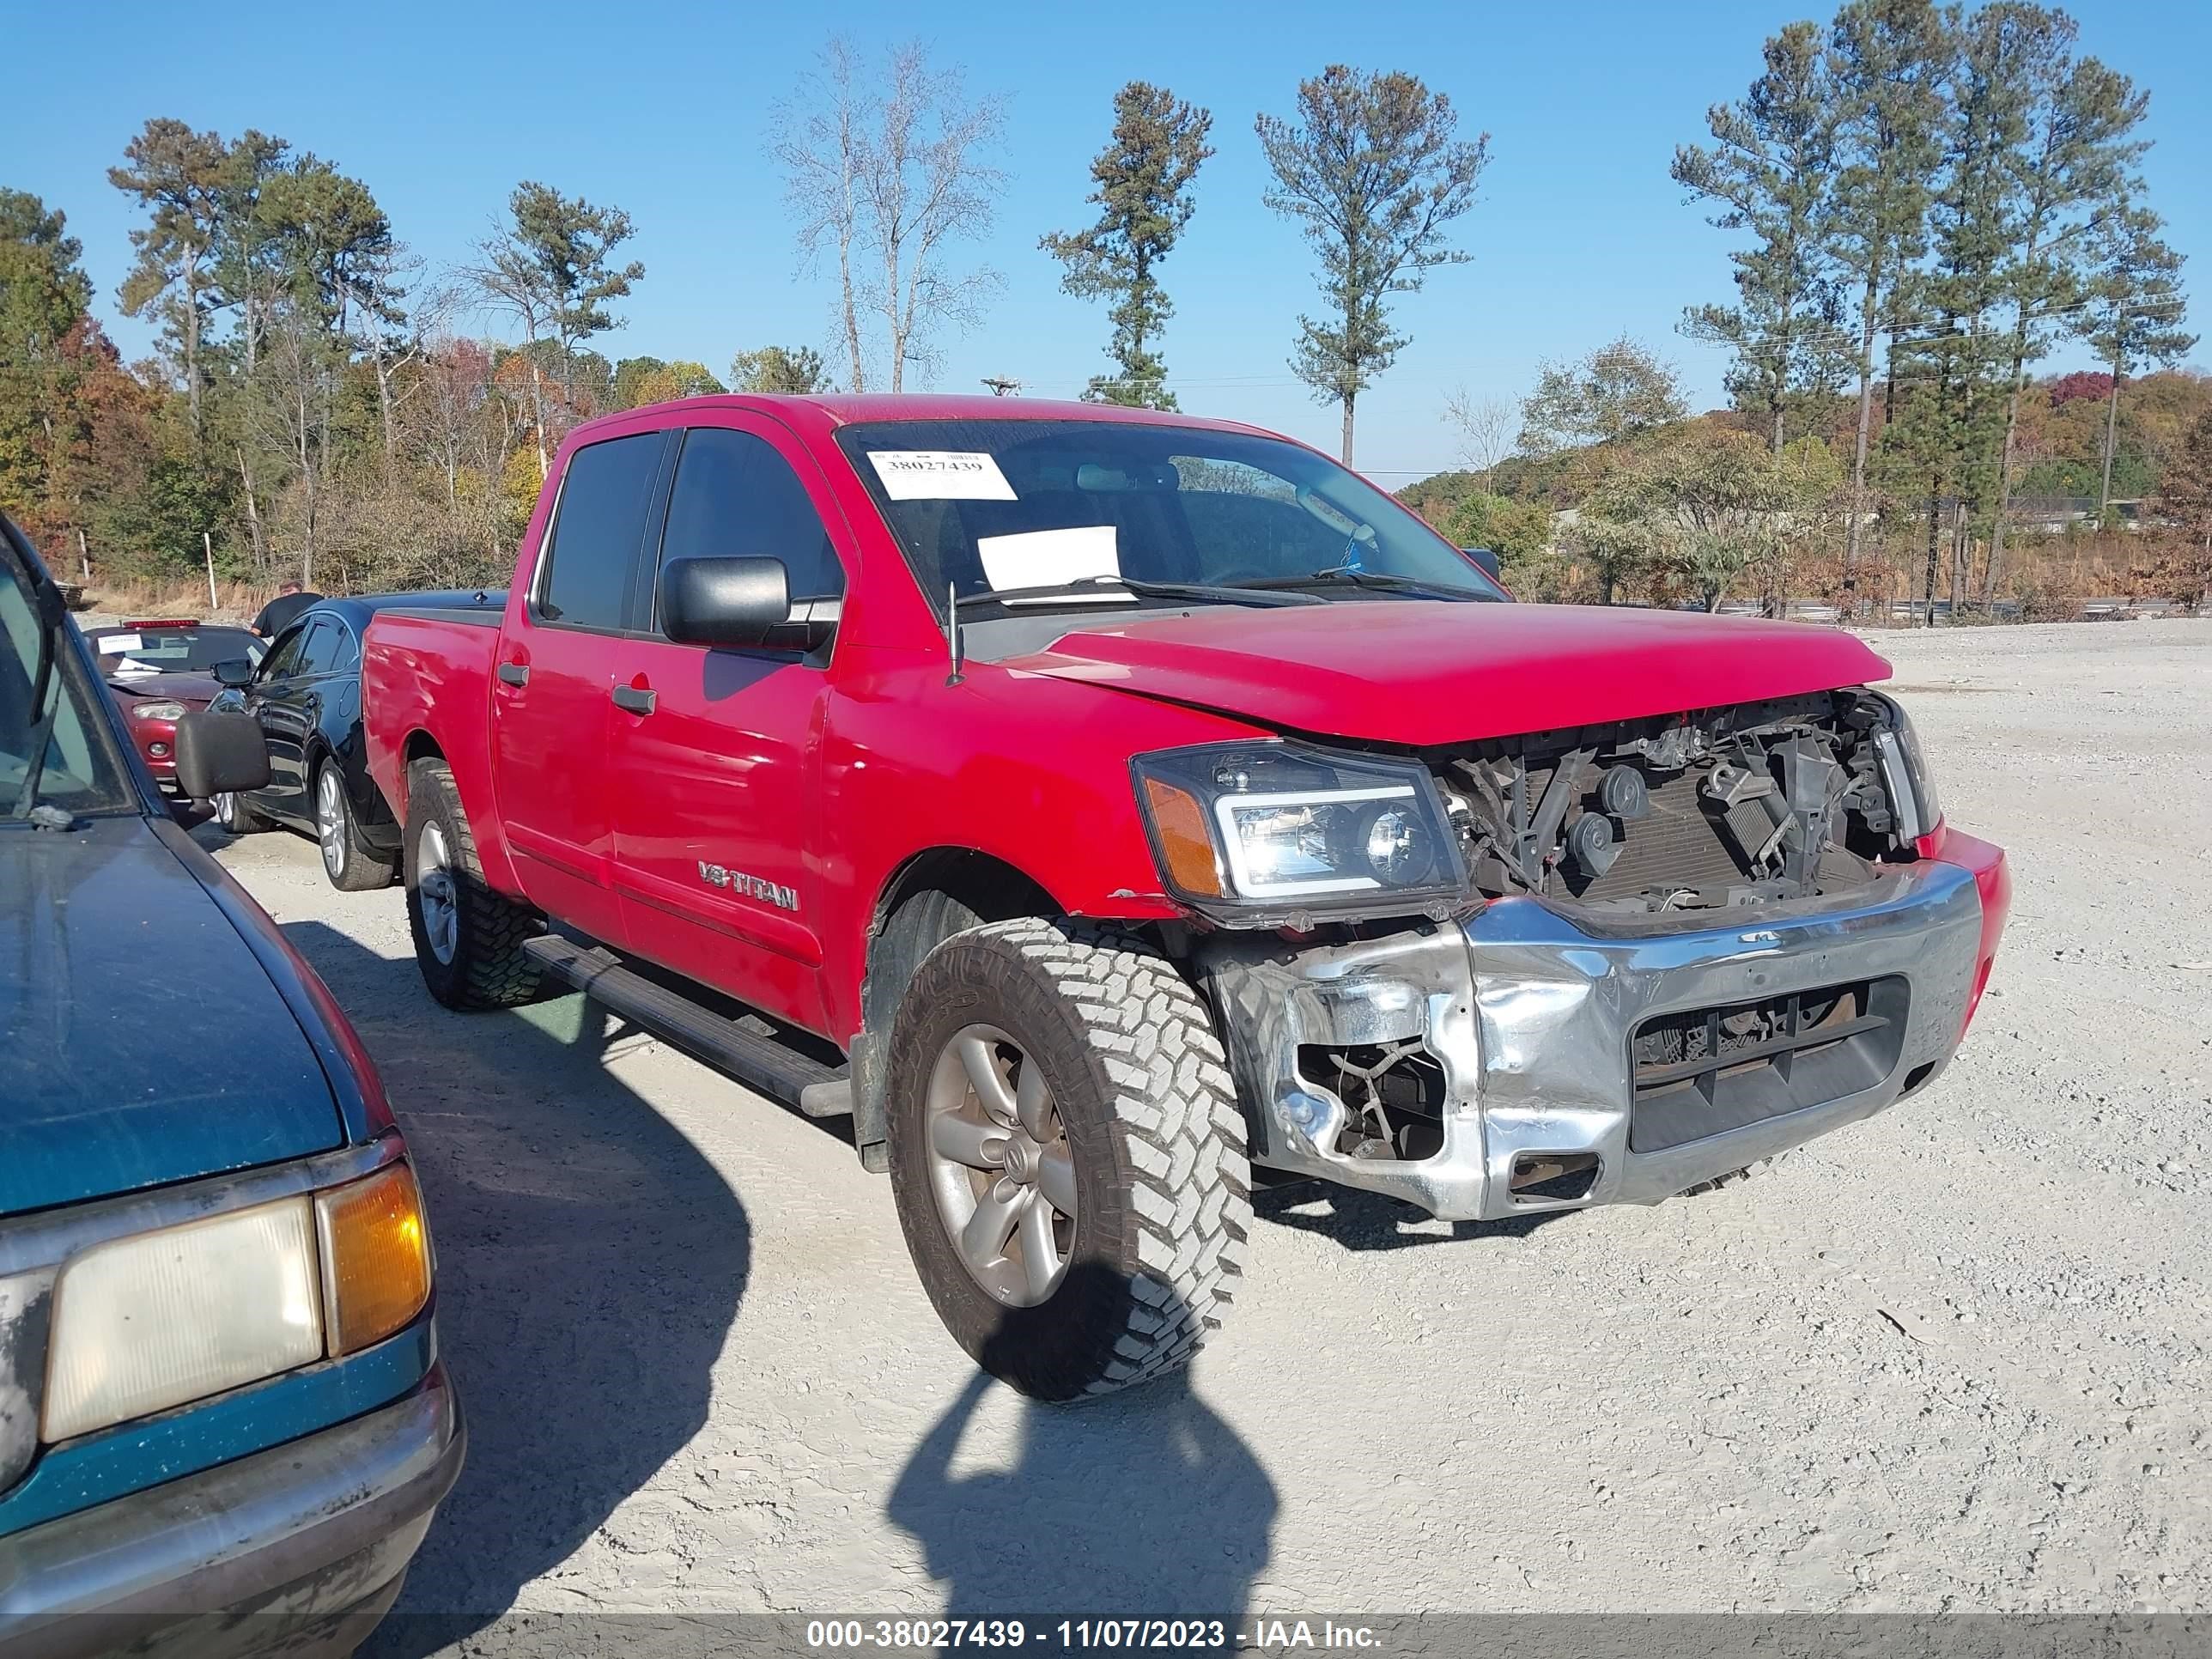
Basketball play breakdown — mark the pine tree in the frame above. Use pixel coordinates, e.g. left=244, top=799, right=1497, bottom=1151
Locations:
left=1042, top=82, right=1213, bottom=410
left=2074, top=205, right=2192, bottom=513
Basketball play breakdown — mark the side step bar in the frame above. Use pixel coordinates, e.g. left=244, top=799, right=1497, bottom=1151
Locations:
left=522, top=935, right=852, bottom=1117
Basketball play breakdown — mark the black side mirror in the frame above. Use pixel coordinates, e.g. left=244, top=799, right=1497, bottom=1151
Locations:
left=1461, top=545, right=1503, bottom=580
left=212, top=657, right=255, bottom=688
left=659, top=556, right=790, bottom=647
left=173, top=710, right=270, bottom=799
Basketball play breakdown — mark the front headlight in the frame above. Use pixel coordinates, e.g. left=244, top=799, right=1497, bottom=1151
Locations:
left=132, top=701, right=188, bottom=721
left=1870, top=692, right=1942, bottom=842
left=40, top=1160, right=434, bottom=1444
left=1133, top=742, right=1468, bottom=925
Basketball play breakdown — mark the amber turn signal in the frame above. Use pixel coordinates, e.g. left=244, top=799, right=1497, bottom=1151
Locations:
left=314, top=1162, right=432, bottom=1357
left=1142, top=775, right=1225, bottom=899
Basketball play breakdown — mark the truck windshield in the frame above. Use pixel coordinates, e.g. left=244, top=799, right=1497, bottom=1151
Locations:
left=834, top=418, right=1506, bottom=617
left=2, top=534, right=131, bottom=818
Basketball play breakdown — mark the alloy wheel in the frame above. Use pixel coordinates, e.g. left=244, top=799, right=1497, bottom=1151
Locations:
left=416, top=818, right=459, bottom=964
left=317, top=769, right=347, bottom=879
left=922, top=1024, right=1079, bottom=1307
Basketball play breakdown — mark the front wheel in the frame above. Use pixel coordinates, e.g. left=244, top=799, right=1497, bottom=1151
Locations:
left=885, top=918, right=1250, bottom=1401
left=316, top=760, right=397, bottom=892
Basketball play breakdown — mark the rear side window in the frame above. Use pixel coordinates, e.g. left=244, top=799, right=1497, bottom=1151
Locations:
left=295, top=617, right=351, bottom=677
left=541, top=433, right=665, bottom=629
left=660, top=428, right=844, bottom=602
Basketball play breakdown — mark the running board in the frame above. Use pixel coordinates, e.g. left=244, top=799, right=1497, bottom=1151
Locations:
left=523, top=935, right=851, bottom=1116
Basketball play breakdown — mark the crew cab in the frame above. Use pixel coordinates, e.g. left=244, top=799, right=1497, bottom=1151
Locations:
left=362, top=395, right=2009, bottom=1401
left=1, top=518, right=461, bottom=1653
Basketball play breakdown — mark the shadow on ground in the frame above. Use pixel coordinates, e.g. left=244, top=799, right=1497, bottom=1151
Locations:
left=1252, top=1179, right=1569, bottom=1250
left=278, top=923, right=749, bottom=1659
left=886, top=1268, right=1278, bottom=1620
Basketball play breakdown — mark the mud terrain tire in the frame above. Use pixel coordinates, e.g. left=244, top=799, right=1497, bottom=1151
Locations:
left=404, top=757, right=544, bottom=1009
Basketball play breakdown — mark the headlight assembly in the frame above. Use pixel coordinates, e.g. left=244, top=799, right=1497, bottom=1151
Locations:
left=1870, top=692, right=1942, bottom=842
left=132, top=701, right=188, bottom=721
left=1133, top=742, right=1468, bottom=926
left=40, top=1159, right=434, bottom=1444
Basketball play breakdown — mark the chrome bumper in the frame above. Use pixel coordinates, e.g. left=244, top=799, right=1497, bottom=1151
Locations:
left=0, top=1364, right=463, bottom=1659
left=1202, top=862, right=1986, bottom=1221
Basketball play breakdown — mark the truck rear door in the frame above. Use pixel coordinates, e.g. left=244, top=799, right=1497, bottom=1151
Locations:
left=490, top=428, right=671, bottom=946
left=605, top=416, right=853, bottom=1034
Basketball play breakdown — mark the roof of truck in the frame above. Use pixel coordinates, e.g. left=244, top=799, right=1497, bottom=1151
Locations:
left=566, top=393, right=1272, bottom=447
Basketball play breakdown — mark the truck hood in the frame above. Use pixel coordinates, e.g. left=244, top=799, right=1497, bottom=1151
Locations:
left=0, top=816, right=344, bottom=1217
left=1008, top=600, right=1893, bottom=745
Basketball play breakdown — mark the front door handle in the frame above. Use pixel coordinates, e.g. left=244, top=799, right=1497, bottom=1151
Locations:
left=497, top=662, right=529, bottom=687
left=611, top=684, right=656, bottom=715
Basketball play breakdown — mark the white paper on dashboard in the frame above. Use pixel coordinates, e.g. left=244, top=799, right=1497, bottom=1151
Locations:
left=867, top=450, right=1018, bottom=501
left=977, top=526, right=1124, bottom=599
left=100, top=633, right=144, bottom=654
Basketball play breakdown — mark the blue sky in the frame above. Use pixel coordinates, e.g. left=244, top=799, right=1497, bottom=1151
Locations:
left=5, top=0, right=2204, bottom=481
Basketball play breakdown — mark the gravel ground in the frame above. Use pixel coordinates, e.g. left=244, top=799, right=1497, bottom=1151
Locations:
left=193, top=620, right=2211, bottom=1644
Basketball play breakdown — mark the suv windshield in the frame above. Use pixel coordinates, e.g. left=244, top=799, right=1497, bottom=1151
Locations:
left=3, top=530, right=132, bottom=817
left=88, top=624, right=264, bottom=677
left=834, top=418, right=1505, bottom=617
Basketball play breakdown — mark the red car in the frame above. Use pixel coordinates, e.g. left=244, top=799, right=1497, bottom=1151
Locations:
left=362, top=395, right=2010, bottom=1401
left=87, top=619, right=264, bottom=795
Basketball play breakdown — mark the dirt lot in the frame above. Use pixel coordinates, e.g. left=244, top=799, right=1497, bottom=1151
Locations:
left=195, top=620, right=2210, bottom=1644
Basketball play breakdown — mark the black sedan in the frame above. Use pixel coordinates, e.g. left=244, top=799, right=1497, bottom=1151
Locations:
left=209, top=590, right=501, bottom=890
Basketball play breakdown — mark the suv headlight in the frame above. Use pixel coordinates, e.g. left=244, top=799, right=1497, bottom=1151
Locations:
left=1870, top=692, right=1942, bottom=842
left=41, top=1160, right=433, bottom=1443
left=1133, top=742, right=1468, bottom=926
left=132, top=701, right=188, bottom=721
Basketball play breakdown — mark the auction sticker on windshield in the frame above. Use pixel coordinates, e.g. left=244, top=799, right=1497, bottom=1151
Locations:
left=866, top=450, right=1018, bottom=501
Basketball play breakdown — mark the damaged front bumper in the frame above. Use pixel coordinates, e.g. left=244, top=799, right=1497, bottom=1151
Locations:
left=1201, top=836, right=2008, bottom=1222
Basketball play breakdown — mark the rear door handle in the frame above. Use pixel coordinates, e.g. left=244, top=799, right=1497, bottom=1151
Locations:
left=611, top=684, right=656, bottom=714
left=497, top=662, right=529, bottom=687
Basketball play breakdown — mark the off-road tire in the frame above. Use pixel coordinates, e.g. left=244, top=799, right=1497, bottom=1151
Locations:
left=1680, top=1152, right=1790, bottom=1197
left=885, top=917, right=1250, bottom=1401
left=404, top=757, right=544, bottom=1009
left=211, top=789, right=267, bottom=835
left=318, top=759, right=398, bottom=893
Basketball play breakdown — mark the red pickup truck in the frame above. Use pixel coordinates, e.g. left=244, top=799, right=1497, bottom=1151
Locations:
left=363, top=394, right=2009, bottom=1400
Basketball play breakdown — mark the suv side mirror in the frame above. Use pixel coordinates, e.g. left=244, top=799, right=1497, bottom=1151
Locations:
left=659, top=556, right=790, bottom=648
left=173, top=710, right=270, bottom=799
left=1461, top=545, right=1503, bottom=580
left=213, top=657, right=256, bottom=688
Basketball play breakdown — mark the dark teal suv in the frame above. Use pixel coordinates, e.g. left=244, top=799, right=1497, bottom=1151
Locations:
left=0, top=517, right=462, bottom=1656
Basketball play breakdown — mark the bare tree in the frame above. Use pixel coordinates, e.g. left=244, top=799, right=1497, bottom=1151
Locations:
left=1443, top=387, right=1516, bottom=489
left=775, top=38, right=1007, bottom=393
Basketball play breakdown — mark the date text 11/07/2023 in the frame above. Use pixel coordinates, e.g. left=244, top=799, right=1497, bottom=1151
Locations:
left=802, top=1620, right=1385, bottom=1650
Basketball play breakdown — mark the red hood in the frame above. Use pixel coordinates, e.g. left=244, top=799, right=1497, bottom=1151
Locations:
left=106, top=671, right=223, bottom=708
left=1005, top=601, right=1893, bottom=745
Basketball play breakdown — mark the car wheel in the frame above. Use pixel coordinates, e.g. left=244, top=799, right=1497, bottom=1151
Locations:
left=316, top=760, right=398, bottom=893
left=885, top=917, right=1250, bottom=1401
left=404, top=757, right=544, bottom=1009
left=212, top=790, right=268, bottom=835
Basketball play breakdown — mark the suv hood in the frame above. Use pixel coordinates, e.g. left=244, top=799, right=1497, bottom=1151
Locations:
left=106, top=669, right=224, bottom=707
left=0, top=817, right=344, bottom=1216
left=1010, top=600, right=1893, bottom=744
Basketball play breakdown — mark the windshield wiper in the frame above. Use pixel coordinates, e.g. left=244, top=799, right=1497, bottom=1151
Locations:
left=1245, top=566, right=1500, bottom=603
left=953, top=574, right=1324, bottom=611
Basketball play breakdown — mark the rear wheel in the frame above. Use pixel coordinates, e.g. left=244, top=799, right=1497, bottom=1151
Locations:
left=316, top=760, right=397, bottom=892
left=885, top=917, right=1249, bottom=1401
left=404, top=757, right=544, bottom=1009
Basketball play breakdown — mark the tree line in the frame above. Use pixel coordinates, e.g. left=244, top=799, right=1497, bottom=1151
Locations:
left=0, top=9, right=2203, bottom=612
left=1424, top=0, right=2205, bottom=617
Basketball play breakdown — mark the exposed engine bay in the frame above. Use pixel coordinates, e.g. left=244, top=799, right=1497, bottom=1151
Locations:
left=1427, top=690, right=1915, bottom=916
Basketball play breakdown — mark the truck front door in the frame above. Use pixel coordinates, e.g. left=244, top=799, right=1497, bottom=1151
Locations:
left=606, top=418, right=851, bottom=1034
left=491, top=428, right=670, bottom=947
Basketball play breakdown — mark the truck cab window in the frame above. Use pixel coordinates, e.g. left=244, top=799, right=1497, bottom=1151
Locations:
left=662, top=428, right=844, bottom=603
left=540, top=432, right=664, bottom=629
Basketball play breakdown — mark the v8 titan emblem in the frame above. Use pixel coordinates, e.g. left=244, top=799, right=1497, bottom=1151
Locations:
left=697, top=860, right=800, bottom=913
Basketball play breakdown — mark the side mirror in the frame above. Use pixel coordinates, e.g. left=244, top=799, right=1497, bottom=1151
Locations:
left=1461, top=545, right=1503, bottom=580
left=213, top=657, right=256, bottom=688
left=659, top=556, right=790, bottom=648
left=173, top=710, right=270, bottom=799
